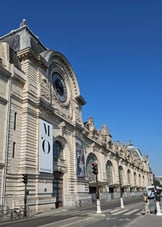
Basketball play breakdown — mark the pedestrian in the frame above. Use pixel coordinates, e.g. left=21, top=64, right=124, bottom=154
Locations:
left=143, top=192, right=150, bottom=215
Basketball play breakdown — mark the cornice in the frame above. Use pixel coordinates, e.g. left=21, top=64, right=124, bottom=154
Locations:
left=17, top=48, right=47, bottom=70
left=0, top=96, right=8, bottom=105
left=0, top=63, right=11, bottom=78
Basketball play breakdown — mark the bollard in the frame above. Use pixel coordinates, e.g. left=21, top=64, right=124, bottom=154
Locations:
left=96, top=199, right=102, bottom=214
left=156, top=201, right=162, bottom=216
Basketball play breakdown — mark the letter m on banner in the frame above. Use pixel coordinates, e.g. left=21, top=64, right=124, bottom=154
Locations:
left=39, top=119, right=53, bottom=173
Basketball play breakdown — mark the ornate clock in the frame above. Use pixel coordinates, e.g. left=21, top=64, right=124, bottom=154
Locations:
left=52, top=72, right=67, bottom=102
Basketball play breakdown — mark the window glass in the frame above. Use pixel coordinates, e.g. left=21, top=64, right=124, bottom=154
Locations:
left=53, top=141, right=63, bottom=159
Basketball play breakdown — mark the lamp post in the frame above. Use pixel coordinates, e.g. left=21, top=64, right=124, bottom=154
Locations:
left=96, top=172, right=102, bottom=214
left=116, top=153, right=125, bottom=208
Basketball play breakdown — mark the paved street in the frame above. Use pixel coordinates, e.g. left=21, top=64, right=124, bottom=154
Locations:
left=0, top=197, right=161, bottom=227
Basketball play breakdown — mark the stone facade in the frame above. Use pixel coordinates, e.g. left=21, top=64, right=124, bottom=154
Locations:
left=0, top=20, right=153, bottom=213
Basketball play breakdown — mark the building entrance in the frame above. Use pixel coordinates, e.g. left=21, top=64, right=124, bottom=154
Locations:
left=53, top=171, right=63, bottom=208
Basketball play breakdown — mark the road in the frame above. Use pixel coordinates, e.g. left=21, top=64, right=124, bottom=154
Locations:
left=0, top=196, right=154, bottom=227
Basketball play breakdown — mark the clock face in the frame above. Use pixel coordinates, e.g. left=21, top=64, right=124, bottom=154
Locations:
left=52, top=73, right=67, bottom=102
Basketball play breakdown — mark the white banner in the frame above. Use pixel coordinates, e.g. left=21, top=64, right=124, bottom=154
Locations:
left=39, top=119, right=53, bottom=173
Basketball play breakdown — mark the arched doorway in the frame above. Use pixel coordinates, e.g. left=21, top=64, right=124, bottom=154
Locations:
left=53, top=171, right=63, bottom=208
left=119, top=165, right=124, bottom=193
left=53, top=141, right=64, bottom=208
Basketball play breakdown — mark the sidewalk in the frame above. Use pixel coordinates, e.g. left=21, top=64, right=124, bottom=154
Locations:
left=126, top=214, right=162, bottom=227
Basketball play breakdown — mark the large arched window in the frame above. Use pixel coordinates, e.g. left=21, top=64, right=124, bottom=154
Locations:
left=106, top=161, right=113, bottom=185
left=53, top=141, right=63, bottom=160
left=86, top=154, right=97, bottom=182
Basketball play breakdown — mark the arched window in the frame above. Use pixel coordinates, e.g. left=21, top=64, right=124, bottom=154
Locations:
left=53, top=141, right=63, bottom=160
left=119, top=166, right=123, bottom=185
left=127, top=169, right=131, bottom=185
left=106, top=161, right=113, bottom=185
left=134, top=172, right=137, bottom=186
left=139, top=174, right=141, bottom=186
left=86, top=154, right=97, bottom=182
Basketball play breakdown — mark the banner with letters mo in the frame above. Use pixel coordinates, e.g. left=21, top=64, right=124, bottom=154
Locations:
left=39, top=119, right=53, bottom=173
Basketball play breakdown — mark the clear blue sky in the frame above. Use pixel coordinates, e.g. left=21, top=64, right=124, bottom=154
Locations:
left=1, top=0, right=162, bottom=176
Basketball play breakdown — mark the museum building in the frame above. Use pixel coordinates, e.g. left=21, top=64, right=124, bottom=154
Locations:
left=0, top=20, right=153, bottom=213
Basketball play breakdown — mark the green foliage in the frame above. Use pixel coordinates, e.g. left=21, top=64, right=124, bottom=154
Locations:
left=155, top=180, right=162, bottom=187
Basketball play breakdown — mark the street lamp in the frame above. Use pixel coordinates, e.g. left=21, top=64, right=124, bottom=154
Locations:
left=116, top=153, right=125, bottom=208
